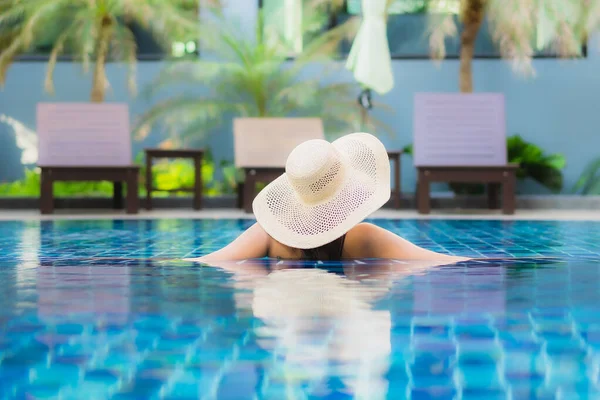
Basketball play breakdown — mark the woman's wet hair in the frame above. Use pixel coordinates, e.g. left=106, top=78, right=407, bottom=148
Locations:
left=301, top=235, right=346, bottom=261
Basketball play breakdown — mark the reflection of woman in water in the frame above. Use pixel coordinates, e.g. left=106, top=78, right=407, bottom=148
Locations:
left=188, top=133, right=468, bottom=263
left=227, top=259, right=455, bottom=399
left=251, top=268, right=391, bottom=399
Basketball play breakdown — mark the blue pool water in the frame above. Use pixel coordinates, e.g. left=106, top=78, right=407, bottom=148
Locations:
left=1, top=219, right=600, bottom=400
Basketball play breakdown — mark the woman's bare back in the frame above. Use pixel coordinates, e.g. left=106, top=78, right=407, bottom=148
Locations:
left=186, top=222, right=468, bottom=264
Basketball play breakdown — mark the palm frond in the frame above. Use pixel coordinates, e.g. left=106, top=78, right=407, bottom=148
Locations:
left=124, top=0, right=204, bottom=52
left=143, top=60, right=245, bottom=99
left=135, top=96, right=242, bottom=133
left=20, top=0, right=72, bottom=48
left=426, top=13, right=457, bottom=62
left=536, top=1, right=585, bottom=58
left=425, top=0, right=598, bottom=76
left=0, top=2, right=26, bottom=28
left=142, top=97, right=251, bottom=145
left=583, top=0, right=600, bottom=34
left=111, top=24, right=138, bottom=95
left=45, top=28, right=71, bottom=94
left=486, top=0, right=536, bottom=75
left=0, top=0, right=209, bottom=98
left=141, top=3, right=390, bottom=143
left=0, top=33, right=22, bottom=85
left=294, top=16, right=360, bottom=67
left=364, top=112, right=395, bottom=137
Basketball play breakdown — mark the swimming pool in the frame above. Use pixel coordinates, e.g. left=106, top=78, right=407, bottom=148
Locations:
left=1, top=219, right=600, bottom=399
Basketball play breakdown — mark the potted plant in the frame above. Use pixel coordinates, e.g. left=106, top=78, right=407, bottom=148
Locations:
left=136, top=5, right=391, bottom=144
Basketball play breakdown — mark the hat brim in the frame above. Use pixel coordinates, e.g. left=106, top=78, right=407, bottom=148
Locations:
left=252, top=133, right=391, bottom=250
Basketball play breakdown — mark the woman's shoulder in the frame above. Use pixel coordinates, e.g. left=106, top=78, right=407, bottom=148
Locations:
left=348, top=222, right=380, bottom=236
left=343, top=222, right=382, bottom=257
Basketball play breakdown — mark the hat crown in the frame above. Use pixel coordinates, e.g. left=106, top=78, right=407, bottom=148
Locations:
left=285, top=140, right=346, bottom=205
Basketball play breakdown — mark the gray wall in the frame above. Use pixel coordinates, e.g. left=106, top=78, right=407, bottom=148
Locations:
left=0, top=1, right=598, bottom=194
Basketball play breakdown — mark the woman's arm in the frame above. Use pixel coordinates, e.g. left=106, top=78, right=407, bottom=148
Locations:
left=185, top=222, right=270, bottom=263
left=347, top=223, right=469, bottom=262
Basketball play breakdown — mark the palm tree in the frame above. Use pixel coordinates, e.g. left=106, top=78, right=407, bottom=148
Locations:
left=427, top=0, right=599, bottom=92
left=0, top=0, right=210, bottom=102
left=137, top=2, right=391, bottom=145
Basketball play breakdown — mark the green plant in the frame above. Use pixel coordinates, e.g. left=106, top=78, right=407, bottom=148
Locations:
left=402, top=135, right=566, bottom=194
left=572, top=157, right=600, bottom=195
left=136, top=6, right=391, bottom=144
left=0, top=148, right=240, bottom=198
left=213, top=160, right=244, bottom=195
left=0, top=0, right=203, bottom=102
left=0, top=167, right=114, bottom=197
left=0, top=168, right=40, bottom=196
left=507, top=134, right=565, bottom=192
left=136, top=148, right=233, bottom=197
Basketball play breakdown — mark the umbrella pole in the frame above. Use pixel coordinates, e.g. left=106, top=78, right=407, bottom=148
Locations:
left=358, top=87, right=372, bottom=132
left=360, top=107, right=368, bottom=131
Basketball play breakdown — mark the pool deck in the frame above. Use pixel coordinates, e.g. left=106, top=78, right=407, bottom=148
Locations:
left=0, top=208, right=599, bottom=221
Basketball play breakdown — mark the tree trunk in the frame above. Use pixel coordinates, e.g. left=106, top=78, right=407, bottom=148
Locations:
left=90, top=16, right=112, bottom=103
left=459, top=0, right=486, bottom=93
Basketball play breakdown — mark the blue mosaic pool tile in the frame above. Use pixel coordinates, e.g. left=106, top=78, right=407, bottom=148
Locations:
left=457, top=364, right=504, bottom=389
left=504, top=350, right=546, bottom=378
left=169, top=367, right=218, bottom=394
left=261, top=384, right=306, bottom=400
left=83, top=368, right=121, bottom=386
left=216, top=364, right=261, bottom=399
left=545, top=359, right=590, bottom=388
left=55, top=323, right=86, bottom=335
left=1, top=341, right=50, bottom=367
left=93, top=352, right=141, bottom=376
left=114, top=376, right=166, bottom=398
left=33, top=363, right=81, bottom=385
left=510, top=386, right=556, bottom=400
left=15, top=383, right=63, bottom=399
left=462, top=388, right=507, bottom=400
left=2, top=219, right=600, bottom=398
left=238, top=343, right=274, bottom=362
left=457, top=348, right=500, bottom=367
left=5, top=321, right=46, bottom=335
left=409, top=353, right=455, bottom=388
left=410, top=387, right=456, bottom=400
left=385, top=361, right=410, bottom=384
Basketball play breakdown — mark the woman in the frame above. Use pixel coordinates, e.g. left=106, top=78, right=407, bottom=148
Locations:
left=188, top=133, right=469, bottom=263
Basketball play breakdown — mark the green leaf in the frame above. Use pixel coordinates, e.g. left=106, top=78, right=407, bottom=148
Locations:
left=543, top=154, right=567, bottom=170
left=524, top=163, right=563, bottom=193
left=138, top=6, right=386, bottom=140
left=588, top=179, right=600, bottom=195
left=571, top=156, right=600, bottom=195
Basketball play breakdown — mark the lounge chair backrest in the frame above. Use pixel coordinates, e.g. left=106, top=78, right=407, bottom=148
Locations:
left=37, top=102, right=132, bottom=166
left=233, top=118, right=325, bottom=168
left=413, top=93, right=507, bottom=166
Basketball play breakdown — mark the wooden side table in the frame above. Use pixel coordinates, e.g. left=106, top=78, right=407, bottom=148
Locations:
left=39, top=166, right=140, bottom=214
left=387, top=150, right=402, bottom=209
left=416, top=164, right=518, bottom=215
left=241, top=167, right=284, bottom=213
left=144, top=149, right=204, bottom=210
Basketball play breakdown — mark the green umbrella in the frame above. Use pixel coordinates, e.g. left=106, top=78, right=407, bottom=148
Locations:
left=346, top=0, right=394, bottom=95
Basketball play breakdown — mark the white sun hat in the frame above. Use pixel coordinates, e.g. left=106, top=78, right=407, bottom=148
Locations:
left=252, top=132, right=390, bottom=249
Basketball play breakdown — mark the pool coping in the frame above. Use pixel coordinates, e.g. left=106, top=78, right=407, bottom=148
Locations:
left=0, top=208, right=599, bottom=222
left=0, top=194, right=599, bottom=209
